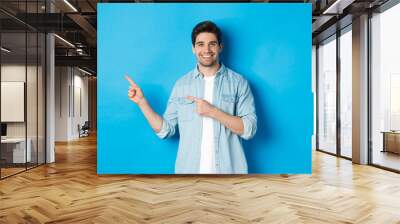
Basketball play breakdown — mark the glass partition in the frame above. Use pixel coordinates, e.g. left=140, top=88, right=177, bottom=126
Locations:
left=1, top=30, right=28, bottom=177
left=0, top=1, right=46, bottom=179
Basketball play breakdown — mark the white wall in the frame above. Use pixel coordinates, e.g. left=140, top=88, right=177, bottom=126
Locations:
left=72, top=73, right=89, bottom=138
left=55, top=67, right=89, bottom=141
left=55, top=66, right=69, bottom=141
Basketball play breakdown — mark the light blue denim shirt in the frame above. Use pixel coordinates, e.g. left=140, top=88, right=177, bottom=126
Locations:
left=156, top=64, right=257, bottom=174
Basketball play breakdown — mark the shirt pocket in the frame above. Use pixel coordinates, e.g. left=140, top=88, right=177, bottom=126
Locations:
left=177, top=97, right=195, bottom=122
left=221, top=94, right=237, bottom=115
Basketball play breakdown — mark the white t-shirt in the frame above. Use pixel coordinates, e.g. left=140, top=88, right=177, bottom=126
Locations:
left=199, top=75, right=216, bottom=174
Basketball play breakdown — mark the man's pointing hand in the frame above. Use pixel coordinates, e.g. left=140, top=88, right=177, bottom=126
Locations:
left=186, top=96, right=217, bottom=118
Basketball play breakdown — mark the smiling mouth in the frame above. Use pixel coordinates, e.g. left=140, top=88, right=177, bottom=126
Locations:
left=201, top=55, right=213, bottom=59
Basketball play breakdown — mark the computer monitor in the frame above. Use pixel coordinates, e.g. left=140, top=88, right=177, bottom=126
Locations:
left=1, top=123, right=7, bottom=137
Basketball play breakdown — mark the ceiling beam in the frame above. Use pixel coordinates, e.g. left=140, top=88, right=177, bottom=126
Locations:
left=67, top=13, right=97, bottom=42
left=55, top=55, right=96, bottom=72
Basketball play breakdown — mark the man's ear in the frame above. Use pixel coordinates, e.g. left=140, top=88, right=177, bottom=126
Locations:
left=219, top=44, right=223, bottom=53
left=192, top=45, right=195, bottom=54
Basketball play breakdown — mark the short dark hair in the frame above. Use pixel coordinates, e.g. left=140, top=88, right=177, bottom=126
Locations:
left=191, top=20, right=222, bottom=46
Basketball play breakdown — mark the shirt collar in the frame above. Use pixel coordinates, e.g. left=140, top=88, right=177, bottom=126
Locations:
left=192, top=63, right=226, bottom=79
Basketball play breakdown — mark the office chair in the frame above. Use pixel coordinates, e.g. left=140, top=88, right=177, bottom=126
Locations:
left=79, top=121, right=90, bottom=138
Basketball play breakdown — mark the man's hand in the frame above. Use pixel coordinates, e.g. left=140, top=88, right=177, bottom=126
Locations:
left=187, top=96, right=244, bottom=135
left=125, top=74, right=163, bottom=133
left=186, top=96, right=217, bottom=118
left=125, top=75, right=145, bottom=105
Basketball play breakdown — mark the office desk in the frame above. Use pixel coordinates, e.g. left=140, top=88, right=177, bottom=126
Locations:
left=1, top=138, right=31, bottom=163
left=381, top=131, right=400, bottom=154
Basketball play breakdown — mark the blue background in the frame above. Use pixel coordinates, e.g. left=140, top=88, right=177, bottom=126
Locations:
left=98, top=3, right=312, bottom=174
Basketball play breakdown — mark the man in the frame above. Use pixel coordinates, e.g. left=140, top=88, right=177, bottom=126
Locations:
left=126, top=20, right=257, bottom=174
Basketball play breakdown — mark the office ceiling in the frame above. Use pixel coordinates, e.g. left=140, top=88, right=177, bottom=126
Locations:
left=0, top=0, right=394, bottom=76
left=0, top=0, right=97, bottom=74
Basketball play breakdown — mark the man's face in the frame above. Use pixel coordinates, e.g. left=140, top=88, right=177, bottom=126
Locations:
left=192, top=32, right=222, bottom=68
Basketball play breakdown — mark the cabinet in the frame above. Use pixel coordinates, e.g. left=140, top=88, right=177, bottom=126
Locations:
left=0, top=138, right=32, bottom=165
left=382, top=131, right=400, bottom=154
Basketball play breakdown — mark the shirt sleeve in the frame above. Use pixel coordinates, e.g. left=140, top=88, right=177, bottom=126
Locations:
left=236, top=78, right=257, bottom=140
left=156, top=84, right=179, bottom=139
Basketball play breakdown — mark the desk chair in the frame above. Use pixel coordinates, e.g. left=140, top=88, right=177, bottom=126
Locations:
left=78, top=121, right=90, bottom=138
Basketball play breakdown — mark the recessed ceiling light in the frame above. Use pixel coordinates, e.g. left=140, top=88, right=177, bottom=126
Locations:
left=54, top=34, right=75, bottom=48
left=78, top=67, right=93, bottom=76
left=63, top=0, right=78, bottom=12
left=1, top=47, right=11, bottom=53
left=322, top=0, right=354, bottom=15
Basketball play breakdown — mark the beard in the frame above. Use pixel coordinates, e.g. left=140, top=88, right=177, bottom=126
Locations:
left=198, top=58, right=218, bottom=67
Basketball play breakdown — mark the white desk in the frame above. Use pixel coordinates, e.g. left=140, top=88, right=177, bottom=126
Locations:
left=1, top=138, right=31, bottom=163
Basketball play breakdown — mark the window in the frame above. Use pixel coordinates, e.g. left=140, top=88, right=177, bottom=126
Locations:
left=339, top=27, right=352, bottom=158
left=371, top=2, right=400, bottom=171
left=317, top=35, right=337, bottom=154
